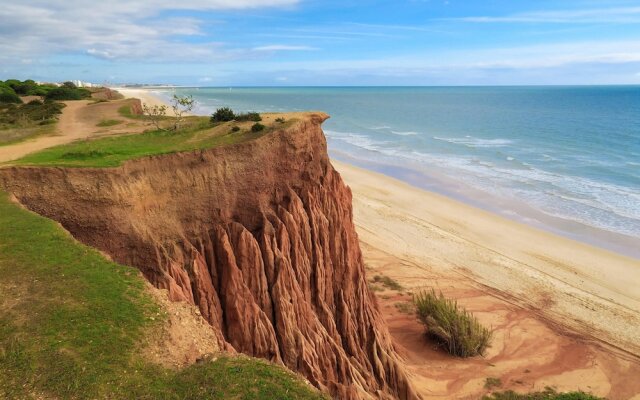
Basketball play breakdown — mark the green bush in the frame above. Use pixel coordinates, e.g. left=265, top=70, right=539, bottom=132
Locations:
left=482, top=387, right=604, bottom=400
left=44, top=87, right=91, bottom=101
left=13, top=80, right=39, bottom=95
left=236, top=111, right=262, bottom=122
left=251, top=122, right=265, bottom=132
left=231, top=126, right=241, bottom=133
left=0, top=99, right=64, bottom=125
left=414, top=289, right=491, bottom=357
left=211, top=107, right=235, bottom=122
left=0, top=89, right=22, bottom=104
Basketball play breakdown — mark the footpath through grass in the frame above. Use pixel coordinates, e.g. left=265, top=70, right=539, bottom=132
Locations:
left=0, top=190, right=325, bottom=399
left=11, top=116, right=292, bottom=168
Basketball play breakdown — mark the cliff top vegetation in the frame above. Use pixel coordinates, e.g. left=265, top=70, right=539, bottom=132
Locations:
left=10, top=103, right=297, bottom=167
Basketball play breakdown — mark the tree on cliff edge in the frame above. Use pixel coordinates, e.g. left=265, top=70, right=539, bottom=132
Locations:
left=171, top=94, right=195, bottom=130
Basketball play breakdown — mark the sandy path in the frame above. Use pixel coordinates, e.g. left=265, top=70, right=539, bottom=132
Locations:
left=0, top=99, right=146, bottom=164
left=332, top=161, right=640, bottom=398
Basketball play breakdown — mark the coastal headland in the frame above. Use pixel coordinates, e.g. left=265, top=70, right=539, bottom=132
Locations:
left=0, top=87, right=638, bottom=399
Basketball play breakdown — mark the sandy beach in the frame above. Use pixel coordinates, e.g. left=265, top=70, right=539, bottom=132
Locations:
left=330, top=160, right=640, bottom=398
left=115, top=87, right=175, bottom=110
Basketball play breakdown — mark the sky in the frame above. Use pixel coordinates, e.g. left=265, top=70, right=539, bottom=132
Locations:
left=2, top=0, right=640, bottom=86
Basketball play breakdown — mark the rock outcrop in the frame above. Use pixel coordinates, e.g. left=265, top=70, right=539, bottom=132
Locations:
left=0, top=113, right=419, bottom=399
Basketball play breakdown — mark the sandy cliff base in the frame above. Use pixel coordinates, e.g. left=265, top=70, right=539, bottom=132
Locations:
left=333, top=161, right=640, bottom=399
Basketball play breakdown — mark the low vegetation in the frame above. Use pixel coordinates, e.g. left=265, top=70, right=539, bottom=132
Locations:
left=0, top=190, right=326, bottom=399
left=1, top=80, right=92, bottom=103
left=0, top=100, right=65, bottom=145
left=211, top=107, right=262, bottom=123
left=482, top=387, right=604, bottom=400
left=372, top=274, right=403, bottom=291
left=44, top=84, right=91, bottom=101
left=414, top=289, right=492, bottom=357
left=96, top=119, right=123, bottom=127
left=12, top=115, right=291, bottom=168
left=485, top=377, right=502, bottom=389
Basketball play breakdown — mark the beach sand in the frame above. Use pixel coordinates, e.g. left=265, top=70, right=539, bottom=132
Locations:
left=112, top=88, right=640, bottom=397
left=115, top=87, right=176, bottom=110
left=333, top=160, right=640, bottom=398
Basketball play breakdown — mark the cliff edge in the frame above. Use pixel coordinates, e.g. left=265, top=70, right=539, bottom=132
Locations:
left=0, top=113, right=418, bottom=399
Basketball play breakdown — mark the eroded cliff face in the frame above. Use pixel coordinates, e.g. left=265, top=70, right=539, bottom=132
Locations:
left=0, top=114, right=419, bottom=399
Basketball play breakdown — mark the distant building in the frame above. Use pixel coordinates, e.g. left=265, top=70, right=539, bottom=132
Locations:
left=71, top=80, right=96, bottom=88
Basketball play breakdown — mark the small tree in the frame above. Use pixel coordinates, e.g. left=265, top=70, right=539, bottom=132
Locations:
left=171, top=94, right=195, bottom=130
left=142, top=104, right=167, bottom=130
left=211, top=107, right=235, bottom=123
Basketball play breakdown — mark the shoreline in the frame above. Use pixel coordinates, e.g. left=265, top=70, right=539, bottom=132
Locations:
left=329, top=149, right=640, bottom=260
left=332, top=160, right=640, bottom=354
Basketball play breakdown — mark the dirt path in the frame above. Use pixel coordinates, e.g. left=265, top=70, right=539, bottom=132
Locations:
left=0, top=99, right=144, bottom=164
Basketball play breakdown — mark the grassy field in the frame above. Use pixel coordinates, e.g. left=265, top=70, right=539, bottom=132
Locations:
left=12, top=116, right=292, bottom=168
left=0, top=190, right=325, bottom=399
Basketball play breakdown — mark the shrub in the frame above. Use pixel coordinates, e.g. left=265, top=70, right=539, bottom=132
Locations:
left=211, top=107, right=235, bottom=122
left=45, top=87, right=91, bottom=101
left=414, top=289, right=491, bottom=357
left=231, top=126, right=241, bottom=133
left=251, top=123, right=265, bottom=132
left=236, top=111, right=262, bottom=122
left=13, top=80, right=39, bottom=95
left=275, top=117, right=286, bottom=123
left=0, top=89, right=22, bottom=104
left=482, top=387, right=604, bottom=400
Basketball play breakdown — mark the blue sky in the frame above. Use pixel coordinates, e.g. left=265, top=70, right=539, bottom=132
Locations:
left=2, top=0, right=640, bottom=85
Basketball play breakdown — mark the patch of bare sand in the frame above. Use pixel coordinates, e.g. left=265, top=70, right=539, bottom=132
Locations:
left=143, top=284, right=221, bottom=368
left=364, top=245, right=640, bottom=399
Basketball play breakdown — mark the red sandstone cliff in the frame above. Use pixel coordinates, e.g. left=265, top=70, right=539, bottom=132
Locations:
left=0, top=113, right=419, bottom=399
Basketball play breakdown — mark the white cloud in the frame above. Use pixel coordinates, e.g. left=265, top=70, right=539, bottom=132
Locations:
left=247, top=40, right=640, bottom=73
left=456, top=6, right=640, bottom=24
left=0, top=1, right=299, bottom=62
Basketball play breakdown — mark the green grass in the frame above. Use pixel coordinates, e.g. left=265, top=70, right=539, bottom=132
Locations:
left=0, top=190, right=325, bottom=399
left=11, top=118, right=288, bottom=168
left=96, top=119, right=123, bottom=127
left=482, top=387, right=604, bottom=400
left=414, top=289, right=492, bottom=357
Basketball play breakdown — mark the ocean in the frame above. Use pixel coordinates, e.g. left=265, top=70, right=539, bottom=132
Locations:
left=152, top=86, right=640, bottom=258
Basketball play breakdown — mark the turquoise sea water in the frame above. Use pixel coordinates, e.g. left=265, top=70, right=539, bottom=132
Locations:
left=154, top=86, right=640, bottom=258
